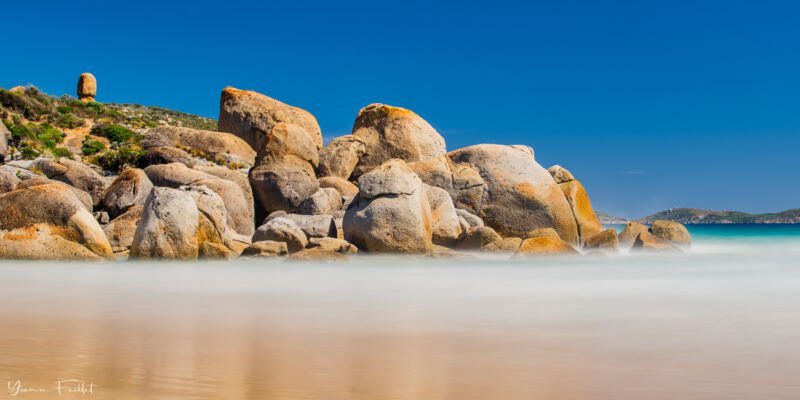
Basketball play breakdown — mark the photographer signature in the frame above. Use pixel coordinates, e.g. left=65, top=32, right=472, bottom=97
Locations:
left=7, top=379, right=95, bottom=396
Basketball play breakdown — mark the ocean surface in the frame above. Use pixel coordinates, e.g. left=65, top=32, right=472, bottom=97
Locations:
left=1, top=224, right=799, bottom=399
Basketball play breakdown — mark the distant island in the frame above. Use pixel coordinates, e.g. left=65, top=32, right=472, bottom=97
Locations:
left=598, top=208, right=800, bottom=225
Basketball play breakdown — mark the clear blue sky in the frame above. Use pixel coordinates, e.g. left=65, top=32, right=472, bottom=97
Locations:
left=3, top=0, right=799, bottom=218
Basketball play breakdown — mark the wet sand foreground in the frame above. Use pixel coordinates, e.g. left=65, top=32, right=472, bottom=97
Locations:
left=1, top=251, right=799, bottom=399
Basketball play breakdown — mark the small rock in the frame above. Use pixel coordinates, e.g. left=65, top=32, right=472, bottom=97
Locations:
left=424, top=184, right=462, bottom=246
left=318, top=135, right=366, bottom=179
left=307, top=237, right=358, bottom=254
left=583, top=228, right=620, bottom=251
left=456, top=226, right=502, bottom=250
left=619, top=222, right=650, bottom=248
left=240, top=241, right=289, bottom=257
left=0, top=168, right=21, bottom=193
left=299, top=188, right=343, bottom=215
left=253, top=217, right=308, bottom=253
left=93, top=211, right=110, bottom=225
left=318, top=176, right=359, bottom=198
left=650, top=220, right=692, bottom=248
left=632, top=231, right=680, bottom=253
left=282, top=213, right=337, bottom=239
left=103, top=205, right=143, bottom=253
left=287, top=248, right=347, bottom=262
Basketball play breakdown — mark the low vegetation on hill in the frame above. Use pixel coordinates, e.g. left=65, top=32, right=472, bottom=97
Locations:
left=0, top=86, right=216, bottom=170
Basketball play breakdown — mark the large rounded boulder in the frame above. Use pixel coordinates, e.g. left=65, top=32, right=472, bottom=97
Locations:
left=144, top=163, right=254, bottom=237
left=29, top=157, right=108, bottom=206
left=102, top=168, right=153, bottom=218
left=350, top=104, right=446, bottom=178
left=130, top=187, right=200, bottom=259
left=446, top=145, right=579, bottom=243
left=0, top=184, right=113, bottom=258
left=343, top=159, right=433, bottom=253
left=218, top=87, right=322, bottom=151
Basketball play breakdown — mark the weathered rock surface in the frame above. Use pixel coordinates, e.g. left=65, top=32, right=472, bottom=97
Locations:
left=424, top=184, right=462, bottom=246
left=180, top=184, right=235, bottom=251
left=317, top=135, right=366, bottom=179
left=411, top=156, right=486, bottom=212
left=0, top=184, right=112, bottom=257
left=483, top=237, right=523, bottom=253
left=0, top=226, right=101, bottom=260
left=240, top=240, right=288, bottom=257
left=28, top=158, right=108, bottom=206
left=516, top=228, right=578, bottom=256
left=299, top=188, right=342, bottom=215
left=141, top=146, right=199, bottom=167
left=219, top=87, right=323, bottom=151
left=318, top=176, right=359, bottom=198
left=619, top=222, right=650, bottom=248
left=650, top=220, right=692, bottom=248
left=0, top=122, right=10, bottom=161
left=77, top=73, right=97, bottom=101
left=252, top=217, right=308, bottom=253
left=456, top=226, right=502, bottom=250
left=583, top=228, right=620, bottom=251
left=248, top=123, right=319, bottom=213
left=130, top=187, right=200, bottom=259
left=547, top=165, right=603, bottom=242
left=16, top=177, right=93, bottom=211
left=193, top=165, right=254, bottom=217
left=456, top=209, right=484, bottom=231
left=102, top=168, right=153, bottom=218
left=142, top=126, right=256, bottom=169
left=307, top=237, right=358, bottom=254
left=344, top=159, right=433, bottom=253
left=103, top=205, right=143, bottom=253
left=282, top=213, right=337, bottom=239
left=447, top=145, right=579, bottom=243
left=287, top=248, right=347, bottom=262
left=351, top=104, right=446, bottom=177
left=0, top=168, right=20, bottom=193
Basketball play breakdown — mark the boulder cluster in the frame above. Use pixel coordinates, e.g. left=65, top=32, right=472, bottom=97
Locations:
left=0, top=77, right=692, bottom=261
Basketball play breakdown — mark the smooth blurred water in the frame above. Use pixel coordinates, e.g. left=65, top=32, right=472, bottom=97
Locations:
left=0, top=225, right=798, bottom=399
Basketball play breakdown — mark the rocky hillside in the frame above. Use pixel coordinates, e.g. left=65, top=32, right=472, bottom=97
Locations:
left=1, top=86, right=215, bottom=168
left=0, top=74, right=692, bottom=261
left=639, top=208, right=800, bottom=224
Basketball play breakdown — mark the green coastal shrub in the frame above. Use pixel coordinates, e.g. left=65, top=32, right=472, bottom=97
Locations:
left=96, top=145, right=145, bottom=172
left=54, top=112, right=85, bottom=129
left=81, top=137, right=106, bottom=155
left=51, top=147, right=72, bottom=158
left=91, top=124, right=135, bottom=143
left=18, top=143, right=40, bottom=160
left=34, top=123, right=64, bottom=149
